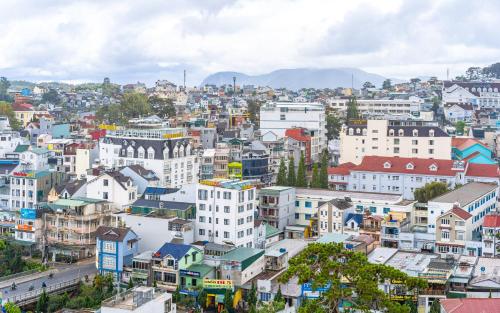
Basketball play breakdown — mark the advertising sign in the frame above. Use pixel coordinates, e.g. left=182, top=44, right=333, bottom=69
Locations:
left=203, top=279, right=233, bottom=289
left=180, top=269, right=201, bottom=278
left=20, top=208, right=36, bottom=220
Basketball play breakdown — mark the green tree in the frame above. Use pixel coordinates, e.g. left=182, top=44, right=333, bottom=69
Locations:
left=429, top=299, right=440, bottom=313
left=362, top=81, right=375, bottom=89
left=346, top=96, right=360, bottom=121
left=246, top=281, right=257, bottom=306
left=319, top=151, right=329, bottom=189
left=311, top=163, right=320, bottom=188
left=121, top=92, right=151, bottom=119
left=0, top=101, right=21, bottom=130
left=149, top=96, right=176, bottom=118
left=0, top=77, right=11, bottom=101
left=325, top=114, right=341, bottom=140
left=287, top=156, right=296, bottom=187
left=257, top=300, right=285, bottom=313
left=382, top=79, right=392, bottom=90
left=295, top=152, right=307, bottom=188
left=127, top=278, right=134, bottom=289
left=247, top=100, right=262, bottom=126
left=41, top=89, right=60, bottom=105
left=274, top=286, right=283, bottom=303
left=36, top=290, right=49, bottom=313
left=455, top=120, right=466, bottom=135
left=280, top=243, right=427, bottom=313
left=4, top=302, right=21, bottom=313
left=172, top=286, right=181, bottom=302
left=276, top=158, right=287, bottom=186
left=414, top=182, right=450, bottom=203
left=224, top=288, right=234, bottom=313
left=197, top=288, right=208, bottom=308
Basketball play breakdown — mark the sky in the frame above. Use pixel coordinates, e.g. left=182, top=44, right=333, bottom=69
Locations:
left=1, top=0, right=499, bottom=86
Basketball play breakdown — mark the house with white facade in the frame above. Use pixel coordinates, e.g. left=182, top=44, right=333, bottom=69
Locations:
left=195, top=179, right=257, bottom=248
left=86, top=171, right=138, bottom=207
left=339, top=119, right=452, bottom=164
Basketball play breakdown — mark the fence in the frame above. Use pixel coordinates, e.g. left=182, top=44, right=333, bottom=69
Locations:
left=0, top=269, right=40, bottom=283
left=4, top=278, right=81, bottom=305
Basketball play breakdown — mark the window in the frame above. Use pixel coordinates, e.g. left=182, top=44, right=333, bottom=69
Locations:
left=224, top=206, right=230, bottom=213
left=199, top=204, right=206, bottom=211
left=412, top=140, right=418, bottom=145
left=441, top=231, right=450, bottom=239
left=224, top=219, right=230, bottom=225
left=199, top=216, right=206, bottom=223
left=295, top=213, right=299, bottom=219
left=305, top=201, right=312, bottom=208
left=305, top=214, right=311, bottom=220
left=429, top=149, right=434, bottom=154
left=295, top=201, right=299, bottom=207
left=103, top=179, right=109, bottom=187
left=429, top=140, right=434, bottom=145
left=164, top=299, right=172, bottom=313
left=103, top=241, right=115, bottom=253
left=383, top=207, right=390, bottom=214
left=456, top=231, right=464, bottom=241
left=102, top=256, right=116, bottom=269
left=370, top=207, right=376, bottom=213
left=247, top=203, right=253, bottom=211
left=280, top=114, right=286, bottom=120
left=103, top=192, right=108, bottom=200
left=199, top=229, right=205, bottom=235
left=223, top=192, right=231, bottom=200
left=412, top=148, right=418, bottom=154
left=224, top=231, right=229, bottom=238
left=198, top=189, right=208, bottom=200
left=248, top=189, right=254, bottom=200
left=394, top=147, right=400, bottom=153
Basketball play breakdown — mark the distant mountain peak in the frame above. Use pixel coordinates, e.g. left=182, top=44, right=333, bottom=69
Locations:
left=201, top=67, right=393, bottom=89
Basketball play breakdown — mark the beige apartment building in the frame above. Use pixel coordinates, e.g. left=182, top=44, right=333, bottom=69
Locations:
left=435, top=206, right=473, bottom=256
left=339, top=120, right=452, bottom=164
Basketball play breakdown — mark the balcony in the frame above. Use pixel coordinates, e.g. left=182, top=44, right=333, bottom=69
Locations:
left=381, top=233, right=399, bottom=240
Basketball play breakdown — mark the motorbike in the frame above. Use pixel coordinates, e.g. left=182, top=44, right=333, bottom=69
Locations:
left=29, top=285, right=34, bottom=291
left=10, top=282, right=16, bottom=290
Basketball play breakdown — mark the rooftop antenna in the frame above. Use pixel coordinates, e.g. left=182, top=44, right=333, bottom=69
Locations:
left=183, top=70, right=186, bottom=89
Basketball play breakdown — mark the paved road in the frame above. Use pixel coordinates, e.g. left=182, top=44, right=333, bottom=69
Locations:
left=0, top=262, right=97, bottom=299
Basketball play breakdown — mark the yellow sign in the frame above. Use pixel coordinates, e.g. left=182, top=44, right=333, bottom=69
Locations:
left=163, top=133, right=184, bottom=139
left=199, top=180, right=222, bottom=187
left=99, top=124, right=117, bottom=131
left=203, top=279, right=233, bottom=289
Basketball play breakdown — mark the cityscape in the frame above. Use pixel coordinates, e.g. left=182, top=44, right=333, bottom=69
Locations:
left=1, top=1, right=500, bottom=313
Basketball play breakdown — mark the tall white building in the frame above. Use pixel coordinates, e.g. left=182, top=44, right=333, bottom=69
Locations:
left=339, top=119, right=452, bottom=164
left=195, top=179, right=257, bottom=248
left=259, top=102, right=327, bottom=150
left=329, top=97, right=423, bottom=118
left=99, top=127, right=199, bottom=188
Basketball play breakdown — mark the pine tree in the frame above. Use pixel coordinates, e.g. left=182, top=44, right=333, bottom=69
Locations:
left=429, top=299, right=440, bottom=313
left=319, top=150, right=329, bottom=189
left=296, top=152, right=307, bottom=188
left=287, top=156, right=296, bottom=187
left=224, top=288, right=234, bottom=313
left=346, top=96, right=360, bottom=121
left=127, top=278, right=134, bottom=289
left=274, top=286, right=283, bottom=303
left=246, top=282, right=257, bottom=306
left=311, top=163, right=320, bottom=188
left=276, top=158, right=287, bottom=186
left=36, top=290, right=49, bottom=313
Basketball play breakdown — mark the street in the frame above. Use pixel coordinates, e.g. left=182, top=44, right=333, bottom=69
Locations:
left=0, top=261, right=97, bottom=300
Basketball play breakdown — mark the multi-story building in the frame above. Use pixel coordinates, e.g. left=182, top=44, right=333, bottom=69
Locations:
left=86, top=171, right=138, bottom=208
left=258, top=186, right=295, bottom=231
left=428, top=182, right=498, bottom=236
left=335, top=156, right=499, bottom=200
left=151, top=243, right=203, bottom=291
left=200, top=149, right=215, bottom=180
left=0, top=130, right=28, bottom=158
left=96, top=226, right=139, bottom=281
left=195, top=179, right=257, bottom=248
left=9, top=170, right=66, bottom=210
left=99, top=127, right=199, bottom=188
left=442, top=81, right=500, bottom=109
left=339, top=119, right=451, bottom=164
left=14, top=208, right=43, bottom=246
left=435, top=206, right=474, bottom=256
left=329, top=97, right=423, bottom=118
left=380, top=211, right=413, bottom=250
left=482, top=213, right=500, bottom=258
left=213, top=144, right=230, bottom=178
left=260, top=102, right=326, bottom=150
left=318, top=199, right=354, bottom=236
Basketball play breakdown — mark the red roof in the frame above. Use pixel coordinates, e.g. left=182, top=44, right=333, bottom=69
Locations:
left=328, top=162, right=356, bottom=175
left=449, top=207, right=472, bottom=220
left=285, top=128, right=311, bottom=142
left=483, top=213, right=500, bottom=228
left=466, top=163, right=500, bottom=178
left=440, top=298, right=500, bottom=313
left=452, top=137, right=488, bottom=151
left=354, top=156, right=462, bottom=176
left=12, top=103, right=33, bottom=111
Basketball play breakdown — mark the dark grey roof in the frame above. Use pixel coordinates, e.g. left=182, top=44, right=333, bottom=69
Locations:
left=132, top=198, right=194, bottom=211
left=102, top=137, right=193, bottom=160
left=96, top=226, right=134, bottom=242
left=56, top=179, right=85, bottom=196
left=331, top=199, right=352, bottom=210
left=122, top=164, right=159, bottom=181
left=387, top=126, right=448, bottom=137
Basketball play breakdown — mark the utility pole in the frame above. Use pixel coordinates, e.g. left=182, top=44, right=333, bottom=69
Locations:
left=183, top=70, right=186, bottom=89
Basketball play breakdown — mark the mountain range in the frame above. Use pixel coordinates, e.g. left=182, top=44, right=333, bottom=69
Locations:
left=200, top=68, right=401, bottom=90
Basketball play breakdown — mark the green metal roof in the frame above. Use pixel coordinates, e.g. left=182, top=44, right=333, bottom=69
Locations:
left=14, top=144, right=29, bottom=153
left=221, top=247, right=264, bottom=270
left=265, top=224, right=281, bottom=238
left=183, top=264, right=215, bottom=278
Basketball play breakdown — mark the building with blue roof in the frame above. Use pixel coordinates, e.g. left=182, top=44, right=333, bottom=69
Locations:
left=151, top=242, right=203, bottom=291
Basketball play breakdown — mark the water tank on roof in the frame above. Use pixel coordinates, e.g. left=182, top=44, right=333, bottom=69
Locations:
left=279, top=248, right=286, bottom=253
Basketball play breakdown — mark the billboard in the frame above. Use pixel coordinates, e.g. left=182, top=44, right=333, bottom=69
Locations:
left=20, top=208, right=36, bottom=220
left=203, top=279, right=233, bottom=289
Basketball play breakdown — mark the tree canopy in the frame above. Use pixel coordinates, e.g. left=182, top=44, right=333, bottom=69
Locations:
left=295, top=152, right=307, bottom=188
left=0, top=101, right=21, bottom=130
left=319, top=151, right=329, bottom=189
left=311, top=163, right=320, bottom=188
left=287, top=156, right=296, bottom=187
left=382, top=79, right=393, bottom=90
left=280, top=243, right=427, bottom=313
left=346, top=96, right=360, bottom=121
left=276, top=158, right=287, bottom=186
left=455, top=120, right=466, bottom=135
left=325, top=114, right=341, bottom=140
left=0, top=77, right=12, bottom=101
left=414, top=182, right=449, bottom=203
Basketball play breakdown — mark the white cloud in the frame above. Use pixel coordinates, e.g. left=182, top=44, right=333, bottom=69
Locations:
left=0, top=0, right=499, bottom=85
